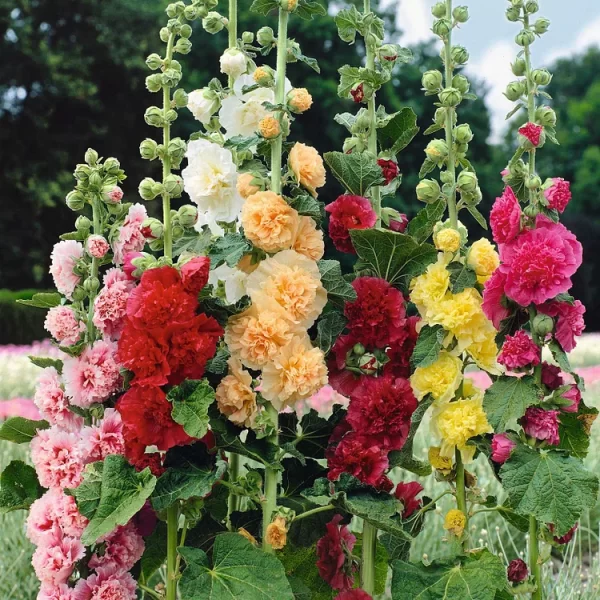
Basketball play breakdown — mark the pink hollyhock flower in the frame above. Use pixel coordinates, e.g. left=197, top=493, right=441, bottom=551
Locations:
left=507, top=558, right=528, bottom=583
left=63, top=340, right=121, bottom=408
left=377, top=159, right=399, bottom=185
left=538, top=300, right=585, bottom=352
left=482, top=269, right=510, bottom=329
left=519, top=122, right=543, bottom=147
left=112, top=204, right=147, bottom=265
left=500, top=215, right=582, bottom=306
left=34, top=368, right=82, bottom=430
left=93, top=270, right=135, bottom=340
left=73, top=566, right=137, bottom=600
left=38, top=584, right=76, bottom=600
left=104, top=185, right=124, bottom=204
left=32, top=530, right=85, bottom=586
left=335, top=591, right=372, bottom=600
left=31, top=426, right=86, bottom=489
left=50, top=240, right=84, bottom=299
left=394, top=481, right=424, bottom=518
left=83, top=408, right=125, bottom=462
left=180, top=256, right=210, bottom=295
left=521, top=407, right=560, bottom=445
left=551, top=523, right=578, bottom=544
left=306, top=385, right=349, bottom=416
left=316, top=514, right=357, bottom=591
left=89, top=522, right=144, bottom=572
left=490, top=186, right=522, bottom=244
left=544, top=178, right=571, bottom=213
left=346, top=374, right=417, bottom=451
left=325, top=195, right=377, bottom=254
left=389, top=213, right=409, bottom=233
left=498, top=330, right=541, bottom=369
left=44, top=306, right=85, bottom=346
left=491, top=433, right=516, bottom=464
left=541, top=362, right=563, bottom=390
left=561, top=384, right=581, bottom=413
left=86, top=235, right=110, bottom=259
left=122, top=252, right=143, bottom=280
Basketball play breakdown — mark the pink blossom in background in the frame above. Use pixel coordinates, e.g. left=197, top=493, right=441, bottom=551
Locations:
left=89, top=522, right=145, bottom=572
left=0, top=397, right=40, bottom=420
left=83, top=408, right=125, bottom=462
left=491, top=433, right=516, bottom=463
left=498, top=330, right=541, bottom=369
left=73, top=565, right=137, bottom=600
left=34, top=368, right=82, bottom=430
left=306, top=385, right=349, bottom=416
left=86, top=234, right=110, bottom=259
left=32, top=530, right=85, bottom=586
left=44, top=306, right=85, bottom=346
left=49, top=240, right=84, bottom=299
left=544, top=177, right=571, bottom=213
left=522, top=407, right=560, bottom=445
left=112, top=204, right=147, bottom=265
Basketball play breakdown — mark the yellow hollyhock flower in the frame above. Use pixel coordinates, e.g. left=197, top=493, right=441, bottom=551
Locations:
left=444, top=509, right=467, bottom=537
left=467, top=238, right=500, bottom=284
left=411, top=351, right=463, bottom=403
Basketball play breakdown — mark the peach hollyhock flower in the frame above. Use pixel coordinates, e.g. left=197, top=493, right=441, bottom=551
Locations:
left=225, top=301, right=301, bottom=370
left=259, top=116, right=281, bottom=139
left=289, top=142, right=326, bottom=197
left=237, top=172, right=261, bottom=199
left=266, top=516, right=288, bottom=550
left=292, top=216, right=325, bottom=260
left=238, top=528, right=258, bottom=545
left=261, top=335, right=328, bottom=410
left=241, top=190, right=299, bottom=253
left=215, top=356, right=257, bottom=427
left=444, top=509, right=467, bottom=537
left=237, top=254, right=260, bottom=274
left=288, top=88, right=313, bottom=113
left=246, top=250, right=327, bottom=328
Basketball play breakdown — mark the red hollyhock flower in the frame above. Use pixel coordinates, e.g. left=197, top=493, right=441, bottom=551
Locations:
left=346, top=374, right=417, bottom=451
left=327, top=433, right=389, bottom=487
left=117, top=385, right=193, bottom=451
left=518, top=122, right=543, bottom=147
left=327, top=334, right=369, bottom=397
left=394, top=481, right=424, bottom=518
left=127, top=265, right=197, bottom=330
left=316, top=514, right=357, bottom=591
left=384, top=315, right=419, bottom=379
left=541, top=362, right=563, bottom=390
left=325, top=195, right=377, bottom=254
left=350, top=83, right=364, bottom=103
left=507, top=559, right=528, bottom=583
left=345, top=277, right=406, bottom=348
left=389, top=213, right=409, bottom=233
left=538, top=299, right=585, bottom=352
left=335, top=591, right=372, bottom=600
left=377, top=159, right=399, bottom=185
left=133, top=501, right=158, bottom=537
left=550, top=522, right=578, bottom=544
left=180, top=257, right=210, bottom=296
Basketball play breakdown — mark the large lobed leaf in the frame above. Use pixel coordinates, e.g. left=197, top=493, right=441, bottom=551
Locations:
left=483, top=376, right=541, bottom=432
left=377, top=107, right=420, bottom=155
left=0, top=460, right=44, bottom=513
left=324, top=151, right=384, bottom=196
left=169, top=379, right=215, bottom=439
left=0, top=416, right=49, bottom=444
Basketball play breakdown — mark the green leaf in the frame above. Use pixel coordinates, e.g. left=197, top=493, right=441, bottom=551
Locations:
left=279, top=545, right=336, bottom=600
left=467, top=204, right=489, bottom=230
left=28, top=355, right=64, bottom=373
left=500, top=445, right=599, bottom=536
left=0, top=417, right=50, bottom=443
left=350, top=228, right=437, bottom=292
left=338, top=65, right=361, bottom=98
left=447, top=262, right=478, bottom=293
left=317, top=260, right=356, bottom=302
left=288, top=194, right=323, bottom=221
left=66, top=461, right=103, bottom=519
left=419, top=158, right=436, bottom=179
left=391, top=549, right=507, bottom=600
left=173, top=229, right=213, bottom=258
left=324, top=151, right=384, bottom=196
left=334, top=5, right=362, bottom=43
left=0, top=461, right=44, bottom=513
left=296, top=0, right=327, bottom=21
left=79, top=455, right=157, bottom=545
left=224, top=134, right=261, bottom=152
left=179, top=533, right=295, bottom=600
left=140, top=521, right=167, bottom=582
left=483, top=376, right=541, bottom=432
left=316, top=309, right=347, bottom=354
left=407, top=199, right=446, bottom=244
left=411, top=325, right=445, bottom=369
left=169, top=379, right=215, bottom=439
left=250, top=0, right=279, bottom=15
left=205, top=346, right=230, bottom=375
left=16, top=292, right=62, bottom=309
left=423, top=123, right=444, bottom=136
left=548, top=340, right=572, bottom=373
left=377, top=107, right=420, bottom=155
left=209, top=233, right=252, bottom=268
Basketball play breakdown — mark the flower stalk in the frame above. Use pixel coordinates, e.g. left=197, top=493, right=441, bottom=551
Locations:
left=166, top=504, right=179, bottom=600
left=529, top=516, right=543, bottom=600
left=86, top=196, right=102, bottom=341
left=455, top=448, right=468, bottom=550
left=162, top=32, right=176, bottom=260
left=360, top=520, right=378, bottom=595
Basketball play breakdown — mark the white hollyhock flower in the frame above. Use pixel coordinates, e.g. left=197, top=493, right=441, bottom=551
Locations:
left=187, top=88, right=220, bottom=125
left=182, top=139, right=243, bottom=232
left=219, top=48, right=247, bottom=79
left=209, top=264, right=248, bottom=305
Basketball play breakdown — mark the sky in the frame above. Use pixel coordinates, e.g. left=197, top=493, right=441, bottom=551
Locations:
left=391, top=0, right=600, bottom=142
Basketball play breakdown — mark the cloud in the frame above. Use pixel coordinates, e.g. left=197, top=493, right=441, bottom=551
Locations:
left=545, top=14, right=600, bottom=63
left=394, top=0, right=434, bottom=46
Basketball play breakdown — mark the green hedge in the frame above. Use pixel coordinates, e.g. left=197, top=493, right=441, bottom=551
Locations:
left=0, top=290, right=49, bottom=345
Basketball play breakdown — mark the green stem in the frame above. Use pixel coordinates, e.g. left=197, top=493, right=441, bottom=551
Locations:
left=455, top=448, right=468, bottom=551
left=293, top=504, right=335, bottom=523
left=174, top=517, right=189, bottom=579
left=523, top=13, right=537, bottom=207
left=139, top=584, right=162, bottom=600
left=86, top=196, right=101, bottom=341
left=262, top=404, right=279, bottom=552
left=227, top=452, right=240, bottom=526
left=444, top=0, right=458, bottom=229
left=360, top=521, right=377, bottom=595
left=529, top=516, right=543, bottom=600
left=162, top=33, right=176, bottom=260
left=227, top=0, right=237, bottom=88
left=166, top=505, right=179, bottom=600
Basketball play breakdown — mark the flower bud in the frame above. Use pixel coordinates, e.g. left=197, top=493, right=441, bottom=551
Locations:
left=144, top=106, right=164, bottom=128
left=253, top=66, right=275, bottom=87
left=166, top=2, right=185, bottom=17
left=434, top=107, right=456, bottom=127
left=434, top=227, right=462, bottom=253
left=343, top=136, right=365, bottom=154
left=422, top=70, right=443, bottom=92
left=511, top=58, right=527, bottom=76
left=172, top=88, right=188, bottom=109
left=257, top=26, right=275, bottom=47
left=533, top=17, right=550, bottom=34
left=146, top=53, right=163, bottom=70
left=523, top=204, right=539, bottom=218
left=145, top=73, right=162, bottom=93
left=524, top=0, right=539, bottom=14
left=431, top=2, right=446, bottom=18
left=140, top=138, right=159, bottom=161
left=196, top=5, right=209, bottom=18
left=165, top=109, right=178, bottom=123
left=452, top=6, right=469, bottom=22
left=379, top=44, right=399, bottom=62
left=532, top=313, right=554, bottom=336
left=440, top=170, right=454, bottom=185
left=75, top=215, right=91, bottom=231
left=104, top=186, right=123, bottom=204
left=525, top=175, right=542, bottom=190
left=88, top=171, right=103, bottom=192
left=506, top=6, right=521, bottom=21
left=439, top=87, right=462, bottom=107
left=178, top=205, right=198, bottom=227
left=219, top=48, right=247, bottom=79
left=203, top=11, right=225, bottom=34
left=535, top=105, right=556, bottom=128
left=358, top=353, right=379, bottom=376
left=139, top=177, right=162, bottom=201
left=162, top=68, right=182, bottom=88
left=281, top=0, right=297, bottom=11
left=432, top=18, right=452, bottom=37
left=180, top=23, right=192, bottom=38
left=504, top=80, right=526, bottom=101
left=163, top=174, right=184, bottom=198
left=287, top=88, right=312, bottom=113
left=142, top=217, right=164, bottom=240
left=183, top=5, right=198, bottom=20
left=455, top=142, right=469, bottom=156
left=172, top=224, right=184, bottom=240
left=416, top=179, right=441, bottom=203
left=84, top=148, right=98, bottom=166
left=66, top=190, right=86, bottom=211
left=74, top=163, right=92, bottom=183
left=84, top=276, right=100, bottom=294
left=532, top=68, right=552, bottom=86
left=239, top=31, right=254, bottom=45
left=454, top=124, right=473, bottom=144
left=451, top=45, right=469, bottom=65
left=174, top=38, right=192, bottom=55
left=168, top=138, right=187, bottom=168
left=159, top=27, right=170, bottom=43
left=86, top=234, right=110, bottom=259
left=516, top=29, right=535, bottom=47
left=425, top=139, right=448, bottom=163
left=457, top=170, right=478, bottom=193
left=452, top=74, right=470, bottom=94
left=286, top=40, right=301, bottom=62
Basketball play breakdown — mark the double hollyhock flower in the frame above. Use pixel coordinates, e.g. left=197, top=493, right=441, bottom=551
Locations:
left=544, top=177, right=571, bottom=213
left=377, top=159, right=399, bottom=185
left=44, top=306, right=85, bottom=347
left=521, top=407, right=560, bottom=445
left=325, top=195, right=377, bottom=254
left=316, top=515, right=357, bottom=591
left=518, top=122, right=543, bottom=147
left=498, top=330, right=541, bottom=369
left=491, top=433, right=516, bottom=464
left=507, top=559, right=529, bottom=584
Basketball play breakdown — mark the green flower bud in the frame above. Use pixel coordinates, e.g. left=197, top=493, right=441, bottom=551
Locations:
left=425, top=139, right=449, bottom=163
left=149, top=238, right=164, bottom=252
left=166, top=18, right=182, bottom=35
left=164, top=173, right=184, bottom=198
left=525, top=175, right=542, bottom=190
left=183, top=5, right=198, bottom=20
left=422, top=69, right=444, bottom=92
left=172, top=224, right=185, bottom=240
left=506, top=6, right=521, bottom=21
left=174, top=38, right=192, bottom=55
left=242, top=31, right=254, bottom=44
left=454, top=123, right=474, bottom=144
left=516, top=29, right=535, bottom=47
left=416, top=179, right=441, bottom=203
left=84, top=148, right=99, bottom=166
left=74, top=163, right=92, bottom=183
left=434, top=107, right=456, bottom=127
left=440, top=170, right=454, bottom=185
left=203, top=11, right=225, bottom=34
left=166, top=2, right=185, bottom=18
left=178, top=205, right=198, bottom=227
left=524, top=0, right=539, bottom=14
left=439, top=87, right=462, bottom=107
left=455, top=142, right=469, bottom=155
left=504, top=80, right=526, bottom=101
left=379, top=44, right=399, bottom=62
left=162, top=68, right=182, bottom=88
left=535, top=105, right=556, bottom=128
left=286, top=40, right=301, bottom=62
left=142, top=217, right=164, bottom=239
left=451, top=45, right=469, bottom=65
left=533, top=17, right=550, bottom=34
left=66, top=190, right=86, bottom=211
left=139, top=177, right=162, bottom=201
left=165, top=109, right=178, bottom=123
left=353, top=343, right=366, bottom=356
left=523, top=204, right=539, bottom=218
left=180, top=24, right=192, bottom=38
left=511, top=0, right=524, bottom=6
left=84, top=276, right=100, bottom=294
left=343, top=136, right=365, bottom=154
left=452, top=74, right=470, bottom=94
left=431, top=2, right=446, bottom=18
left=196, top=5, right=209, bottom=18
left=168, top=138, right=187, bottom=169
left=457, top=170, right=478, bottom=193
left=257, top=26, right=275, bottom=47
left=103, top=157, right=120, bottom=176
left=253, top=65, right=275, bottom=87
left=140, top=138, right=158, bottom=161
left=532, top=313, right=554, bottom=336
left=88, top=171, right=103, bottom=192
left=532, top=68, right=552, bottom=86
left=452, top=6, right=469, bottom=22
left=146, top=53, right=163, bottom=70
left=145, top=73, right=162, bottom=93
left=432, top=18, right=452, bottom=37
left=511, top=58, right=527, bottom=76
left=172, top=88, right=188, bottom=109
left=159, top=27, right=170, bottom=43
left=463, top=185, right=483, bottom=205
left=144, top=106, right=164, bottom=128
left=75, top=215, right=91, bottom=231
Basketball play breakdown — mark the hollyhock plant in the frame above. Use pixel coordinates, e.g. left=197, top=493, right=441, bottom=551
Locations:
left=490, top=186, right=522, bottom=244
left=498, top=330, right=541, bottom=369
left=541, top=362, right=563, bottom=390
left=44, top=306, right=85, bottom=346
left=544, top=177, right=571, bottom=212
left=394, top=481, right=424, bottom=518
left=316, top=515, right=357, bottom=591
left=83, top=408, right=126, bottom=462
left=89, top=522, right=145, bottom=572
left=491, top=433, right=516, bottom=464
left=521, top=407, right=560, bottom=445
left=325, top=195, right=377, bottom=254
left=93, top=268, right=135, bottom=339
left=482, top=269, right=511, bottom=329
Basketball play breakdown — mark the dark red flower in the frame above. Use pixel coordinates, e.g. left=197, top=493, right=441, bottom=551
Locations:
left=384, top=316, right=419, bottom=379
left=377, top=159, right=399, bottom=185
left=133, top=501, right=158, bottom=537
left=389, top=213, right=409, bottom=233
left=327, top=433, right=388, bottom=487
left=180, top=257, right=210, bottom=296
left=345, top=277, right=406, bottom=348
left=507, top=558, right=528, bottom=583
left=316, top=514, right=357, bottom=591
left=117, top=385, right=193, bottom=451
left=394, top=481, right=424, bottom=518
left=541, top=362, right=563, bottom=390
left=325, top=195, right=377, bottom=254
left=335, top=591, right=372, bottom=600
left=519, top=122, right=543, bottom=147
left=131, top=451, right=165, bottom=478
left=350, top=83, right=364, bottom=103
left=346, top=374, right=417, bottom=451
left=551, top=522, right=578, bottom=544
left=327, top=334, right=369, bottom=397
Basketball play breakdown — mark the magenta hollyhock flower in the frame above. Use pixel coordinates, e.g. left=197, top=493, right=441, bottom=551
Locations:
left=316, top=514, right=357, bottom=591
left=498, top=330, right=541, bottom=369
left=490, top=186, right=522, bottom=244
left=544, top=178, right=571, bottom=213
left=521, top=407, right=560, bottom=445
left=482, top=269, right=510, bottom=329
left=519, top=122, right=543, bottom=146
left=491, top=433, right=517, bottom=464
left=507, top=558, right=528, bottom=583
left=538, top=299, right=586, bottom=352
left=50, top=240, right=84, bottom=299
left=389, top=213, right=409, bottom=233
left=44, top=306, right=85, bottom=346
left=561, top=384, right=582, bottom=413
left=394, top=481, right=424, bottom=518
left=122, top=251, right=143, bottom=280
left=335, top=591, right=373, bottom=600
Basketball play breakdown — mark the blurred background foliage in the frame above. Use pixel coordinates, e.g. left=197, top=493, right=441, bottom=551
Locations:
left=1, top=0, right=599, bottom=340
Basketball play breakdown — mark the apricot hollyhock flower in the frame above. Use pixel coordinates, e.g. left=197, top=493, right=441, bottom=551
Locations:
left=265, top=516, right=288, bottom=550
left=288, top=142, right=326, bottom=196
left=292, top=216, right=325, bottom=260
left=215, top=356, right=257, bottom=427
left=288, top=87, right=313, bottom=113
left=411, top=351, right=463, bottom=404
left=236, top=172, right=260, bottom=199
